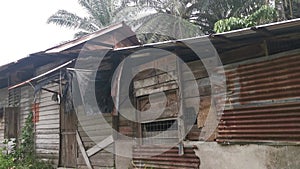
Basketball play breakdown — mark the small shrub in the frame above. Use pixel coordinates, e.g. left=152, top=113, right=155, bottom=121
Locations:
left=0, top=112, right=54, bottom=169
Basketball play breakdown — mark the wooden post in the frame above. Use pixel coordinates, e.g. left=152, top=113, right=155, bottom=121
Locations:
left=176, top=57, right=186, bottom=153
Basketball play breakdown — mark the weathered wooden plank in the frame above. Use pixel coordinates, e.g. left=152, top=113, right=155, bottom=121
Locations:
left=78, top=129, right=113, bottom=138
left=77, top=151, right=114, bottom=167
left=134, top=76, right=158, bottom=89
left=37, top=110, right=59, bottom=117
left=38, top=114, right=59, bottom=121
left=36, top=119, right=59, bottom=126
left=81, top=142, right=114, bottom=152
left=38, top=103, right=59, bottom=111
left=77, top=123, right=112, bottom=132
left=77, top=114, right=112, bottom=123
left=36, top=123, right=59, bottom=129
left=86, top=135, right=114, bottom=157
left=80, top=135, right=113, bottom=144
left=78, top=119, right=112, bottom=128
left=135, top=81, right=178, bottom=97
left=35, top=128, right=60, bottom=134
left=36, top=144, right=60, bottom=150
left=182, top=61, right=208, bottom=81
left=198, top=96, right=211, bottom=128
left=37, top=153, right=60, bottom=159
left=36, top=134, right=59, bottom=139
left=36, top=148, right=59, bottom=154
left=76, top=131, right=93, bottom=169
left=36, top=138, right=60, bottom=144
left=38, top=106, right=58, bottom=114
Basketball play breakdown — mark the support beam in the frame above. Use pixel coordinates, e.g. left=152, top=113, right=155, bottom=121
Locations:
left=76, top=131, right=93, bottom=169
left=86, top=135, right=114, bottom=157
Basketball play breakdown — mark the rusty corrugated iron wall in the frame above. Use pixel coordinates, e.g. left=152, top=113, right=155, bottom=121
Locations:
left=132, top=145, right=199, bottom=169
left=217, top=53, right=300, bottom=143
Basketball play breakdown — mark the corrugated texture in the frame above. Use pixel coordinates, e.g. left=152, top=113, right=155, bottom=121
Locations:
left=218, top=53, right=300, bottom=143
left=35, top=83, right=60, bottom=165
left=132, top=145, right=199, bottom=169
left=77, top=113, right=114, bottom=168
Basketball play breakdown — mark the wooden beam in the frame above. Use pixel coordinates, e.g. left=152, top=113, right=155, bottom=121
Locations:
left=209, top=34, right=233, bottom=43
left=88, top=40, right=114, bottom=48
left=86, top=135, right=114, bottom=157
left=76, top=131, right=93, bottom=169
left=251, top=27, right=273, bottom=37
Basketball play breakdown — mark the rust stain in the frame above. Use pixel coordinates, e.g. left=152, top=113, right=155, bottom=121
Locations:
left=32, top=103, right=40, bottom=123
left=218, top=54, right=300, bottom=143
left=132, top=145, right=199, bottom=169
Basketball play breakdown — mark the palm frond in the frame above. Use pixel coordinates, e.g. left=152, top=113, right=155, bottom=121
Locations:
left=78, top=0, right=117, bottom=27
left=135, top=13, right=202, bottom=43
left=47, top=10, right=98, bottom=32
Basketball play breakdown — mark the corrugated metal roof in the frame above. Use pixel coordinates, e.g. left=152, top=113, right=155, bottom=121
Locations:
left=113, top=18, right=300, bottom=52
left=1, top=22, right=140, bottom=89
left=44, top=22, right=138, bottom=53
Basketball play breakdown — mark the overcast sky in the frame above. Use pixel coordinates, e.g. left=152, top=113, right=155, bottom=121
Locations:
left=0, top=0, right=88, bottom=66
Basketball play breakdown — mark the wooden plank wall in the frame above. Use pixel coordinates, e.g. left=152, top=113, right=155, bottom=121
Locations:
left=132, top=54, right=211, bottom=142
left=35, top=83, right=60, bottom=166
left=0, top=88, right=8, bottom=148
left=182, top=59, right=215, bottom=141
left=19, top=86, right=34, bottom=133
left=77, top=112, right=115, bottom=169
left=132, top=55, right=180, bottom=145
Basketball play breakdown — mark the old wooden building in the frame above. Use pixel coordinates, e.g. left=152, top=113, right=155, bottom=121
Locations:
left=0, top=19, right=300, bottom=169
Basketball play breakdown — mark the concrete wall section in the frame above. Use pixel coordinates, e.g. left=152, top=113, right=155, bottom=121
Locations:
left=194, top=142, right=300, bottom=169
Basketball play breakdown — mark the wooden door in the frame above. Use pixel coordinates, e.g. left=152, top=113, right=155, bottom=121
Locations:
left=60, top=103, right=77, bottom=167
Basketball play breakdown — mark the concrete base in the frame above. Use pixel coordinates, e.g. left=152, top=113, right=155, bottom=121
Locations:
left=115, top=140, right=137, bottom=169
left=195, top=142, right=300, bottom=169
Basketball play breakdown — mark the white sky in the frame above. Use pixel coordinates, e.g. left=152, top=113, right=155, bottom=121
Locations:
left=0, top=0, right=88, bottom=66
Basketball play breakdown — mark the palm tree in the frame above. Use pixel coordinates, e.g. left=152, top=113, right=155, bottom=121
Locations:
left=47, top=0, right=268, bottom=42
left=126, top=0, right=203, bottom=43
left=47, top=0, right=203, bottom=42
left=47, top=0, right=129, bottom=38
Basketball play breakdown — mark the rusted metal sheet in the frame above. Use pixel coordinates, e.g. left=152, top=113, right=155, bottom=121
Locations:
left=217, top=53, right=300, bottom=143
left=132, top=145, right=199, bottom=169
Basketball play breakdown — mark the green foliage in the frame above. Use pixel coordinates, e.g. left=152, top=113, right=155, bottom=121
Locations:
left=0, top=112, right=53, bottom=169
left=47, top=0, right=272, bottom=42
left=214, top=5, right=278, bottom=33
left=47, top=0, right=203, bottom=42
left=0, top=152, right=14, bottom=169
left=195, top=0, right=266, bottom=33
left=248, top=5, right=278, bottom=25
